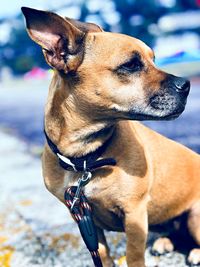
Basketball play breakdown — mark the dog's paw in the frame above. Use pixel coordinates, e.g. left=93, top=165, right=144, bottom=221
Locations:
left=151, top=237, right=174, bottom=256
left=187, top=249, right=200, bottom=266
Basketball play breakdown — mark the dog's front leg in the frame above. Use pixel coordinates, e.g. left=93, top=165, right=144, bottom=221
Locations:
left=125, top=201, right=148, bottom=267
left=97, top=227, right=115, bottom=267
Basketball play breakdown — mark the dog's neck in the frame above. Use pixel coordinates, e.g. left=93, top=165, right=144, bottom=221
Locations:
left=45, top=73, right=115, bottom=157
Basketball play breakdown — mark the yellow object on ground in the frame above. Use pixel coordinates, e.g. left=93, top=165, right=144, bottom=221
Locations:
left=0, top=247, right=14, bottom=267
left=118, top=255, right=126, bottom=266
left=19, top=200, right=33, bottom=206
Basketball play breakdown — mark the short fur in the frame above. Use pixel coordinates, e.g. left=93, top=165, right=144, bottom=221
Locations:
left=22, top=7, right=200, bottom=267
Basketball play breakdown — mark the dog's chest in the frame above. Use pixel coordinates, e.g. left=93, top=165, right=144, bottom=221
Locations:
left=84, top=180, right=124, bottom=232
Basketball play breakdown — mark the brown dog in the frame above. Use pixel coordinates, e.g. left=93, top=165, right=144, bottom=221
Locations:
left=22, top=7, right=200, bottom=267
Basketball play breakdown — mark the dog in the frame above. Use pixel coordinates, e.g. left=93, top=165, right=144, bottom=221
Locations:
left=22, top=7, right=200, bottom=267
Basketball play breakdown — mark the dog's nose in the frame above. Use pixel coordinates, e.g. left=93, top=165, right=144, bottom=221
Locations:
left=174, top=78, right=190, bottom=93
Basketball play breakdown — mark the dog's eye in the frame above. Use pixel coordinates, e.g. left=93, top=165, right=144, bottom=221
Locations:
left=118, top=57, right=143, bottom=73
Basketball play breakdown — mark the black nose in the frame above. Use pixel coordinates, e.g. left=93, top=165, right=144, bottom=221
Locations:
left=174, top=78, right=190, bottom=93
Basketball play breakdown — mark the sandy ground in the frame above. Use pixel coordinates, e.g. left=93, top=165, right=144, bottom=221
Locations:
left=0, top=76, right=200, bottom=266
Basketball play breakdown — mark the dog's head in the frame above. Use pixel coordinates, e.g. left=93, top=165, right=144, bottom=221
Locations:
left=22, top=7, right=190, bottom=122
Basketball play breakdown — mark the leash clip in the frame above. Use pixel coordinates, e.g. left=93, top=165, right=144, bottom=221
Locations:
left=71, top=166, right=92, bottom=212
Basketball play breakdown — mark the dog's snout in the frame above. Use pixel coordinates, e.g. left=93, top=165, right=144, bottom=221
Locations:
left=164, top=75, right=190, bottom=97
left=174, top=78, right=190, bottom=94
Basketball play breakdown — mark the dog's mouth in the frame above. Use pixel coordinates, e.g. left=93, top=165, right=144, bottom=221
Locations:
left=128, top=110, right=183, bottom=121
left=149, top=93, right=187, bottom=119
left=128, top=91, right=188, bottom=121
left=129, top=75, right=190, bottom=121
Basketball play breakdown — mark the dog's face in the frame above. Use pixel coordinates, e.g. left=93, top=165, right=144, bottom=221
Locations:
left=22, top=7, right=190, bottom=122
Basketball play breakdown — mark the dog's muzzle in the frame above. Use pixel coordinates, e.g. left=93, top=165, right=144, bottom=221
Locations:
left=148, top=74, right=190, bottom=119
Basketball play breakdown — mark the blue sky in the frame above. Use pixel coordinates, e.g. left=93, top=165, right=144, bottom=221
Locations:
left=0, top=0, right=41, bottom=18
left=0, top=0, right=75, bottom=19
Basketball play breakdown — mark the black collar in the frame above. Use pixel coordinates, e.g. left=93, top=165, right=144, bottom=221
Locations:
left=44, top=130, right=116, bottom=172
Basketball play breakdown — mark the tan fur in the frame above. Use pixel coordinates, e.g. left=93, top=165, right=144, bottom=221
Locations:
left=22, top=7, right=200, bottom=267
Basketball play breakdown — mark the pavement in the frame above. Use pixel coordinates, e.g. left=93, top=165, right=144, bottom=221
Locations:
left=0, top=76, right=200, bottom=267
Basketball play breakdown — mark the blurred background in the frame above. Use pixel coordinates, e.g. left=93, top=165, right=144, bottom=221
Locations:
left=0, top=0, right=200, bottom=151
left=0, top=1, right=200, bottom=267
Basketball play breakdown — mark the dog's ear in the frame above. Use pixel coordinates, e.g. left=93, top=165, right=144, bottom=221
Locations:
left=21, top=7, right=86, bottom=73
left=66, top=18, right=103, bottom=33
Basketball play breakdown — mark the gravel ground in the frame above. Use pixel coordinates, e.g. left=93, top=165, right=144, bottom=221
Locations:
left=0, top=76, right=200, bottom=266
